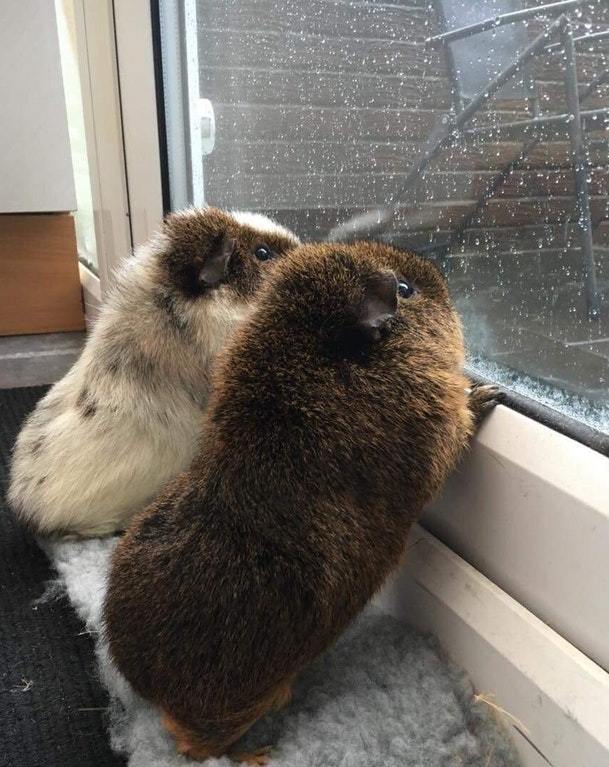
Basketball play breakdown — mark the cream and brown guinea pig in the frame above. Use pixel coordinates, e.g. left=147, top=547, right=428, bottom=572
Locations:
left=8, top=207, right=300, bottom=537
left=104, top=241, right=498, bottom=763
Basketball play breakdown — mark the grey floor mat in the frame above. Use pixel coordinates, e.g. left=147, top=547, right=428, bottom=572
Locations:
left=47, top=534, right=522, bottom=767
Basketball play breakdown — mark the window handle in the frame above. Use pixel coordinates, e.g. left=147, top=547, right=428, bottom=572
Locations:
left=198, top=98, right=215, bottom=157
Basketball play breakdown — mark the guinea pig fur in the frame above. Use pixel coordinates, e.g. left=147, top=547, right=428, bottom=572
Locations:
left=8, top=207, right=300, bottom=538
left=104, top=241, right=496, bottom=763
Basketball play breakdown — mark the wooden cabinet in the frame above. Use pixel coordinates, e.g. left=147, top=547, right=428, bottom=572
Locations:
left=0, top=215, right=84, bottom=335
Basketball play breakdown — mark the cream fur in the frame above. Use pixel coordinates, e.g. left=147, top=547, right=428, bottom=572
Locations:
left=230, top=210, right=299, bottom=242
left=8, top=212, right=294, bottom=537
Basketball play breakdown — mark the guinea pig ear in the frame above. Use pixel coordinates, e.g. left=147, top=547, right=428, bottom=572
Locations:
left=356, top=270, right=398, bottom=342
left=199, top=235, right=236, bottom=287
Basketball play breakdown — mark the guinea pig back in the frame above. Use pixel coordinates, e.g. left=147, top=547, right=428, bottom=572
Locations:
left=104, top=241, right=474, bottom=762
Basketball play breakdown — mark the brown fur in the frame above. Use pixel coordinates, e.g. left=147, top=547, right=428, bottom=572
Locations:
left=157, top=207, right=300, bottom=301
left=104, top=241, right=489, bottom=760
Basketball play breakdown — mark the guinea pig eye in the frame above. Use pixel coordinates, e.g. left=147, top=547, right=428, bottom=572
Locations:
left=397, top=280, right=415, bottom=299
left=254, top=245, right=272, bottom=261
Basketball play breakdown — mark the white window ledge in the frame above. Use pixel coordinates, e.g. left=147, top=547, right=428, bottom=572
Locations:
left=422, top=405, right=609, bottom=673
left=376, top=525, right=609, bottom=767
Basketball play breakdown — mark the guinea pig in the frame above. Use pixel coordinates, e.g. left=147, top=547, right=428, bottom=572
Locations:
left=8, top=207, right=300, bottom=538
left=103, top=241, right=498, bottom=763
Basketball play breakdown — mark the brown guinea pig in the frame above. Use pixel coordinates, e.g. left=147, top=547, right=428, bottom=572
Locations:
left=104, top=241, right=497, bottom=763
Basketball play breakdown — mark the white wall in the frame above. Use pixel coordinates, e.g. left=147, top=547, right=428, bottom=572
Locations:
left=0, top=0, right=76, bottom=212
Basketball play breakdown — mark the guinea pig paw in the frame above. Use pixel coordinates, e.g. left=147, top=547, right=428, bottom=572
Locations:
left=230, top=745, right=273, bottom=765
left=468, top=383, right=505, bottom=427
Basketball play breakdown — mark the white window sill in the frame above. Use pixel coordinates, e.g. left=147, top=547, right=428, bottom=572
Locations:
left=376, top=524, right=609, bottom=767
left=420, top=404, right=609, bottom=674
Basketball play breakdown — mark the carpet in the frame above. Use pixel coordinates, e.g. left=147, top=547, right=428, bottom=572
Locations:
left=0, top=386, right=124, bottom=767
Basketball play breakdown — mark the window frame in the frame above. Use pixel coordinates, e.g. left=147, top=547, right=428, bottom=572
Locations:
left=68, top=0, right=132, bottom=302
left=474, top=372, right=609, bottom=457
left=69, top=0, right=164, bottom=324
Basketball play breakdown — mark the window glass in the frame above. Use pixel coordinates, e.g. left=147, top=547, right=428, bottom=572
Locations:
left=164, top=0, right=609, bottom=434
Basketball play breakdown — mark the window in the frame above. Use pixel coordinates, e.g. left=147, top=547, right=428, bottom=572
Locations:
left=158, top=0, right=609, bottom=438
left=56, top=0, right=98, bottom=273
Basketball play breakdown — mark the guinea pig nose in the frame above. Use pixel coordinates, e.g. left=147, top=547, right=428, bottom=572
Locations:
left=198, top=238, right=236, bottom=288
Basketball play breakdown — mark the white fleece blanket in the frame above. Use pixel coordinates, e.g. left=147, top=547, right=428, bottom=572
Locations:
left=45, top=538, right=521, bottom=767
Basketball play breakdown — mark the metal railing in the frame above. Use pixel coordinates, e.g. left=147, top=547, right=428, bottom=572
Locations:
left=328, top=0, right=609, bottom=318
